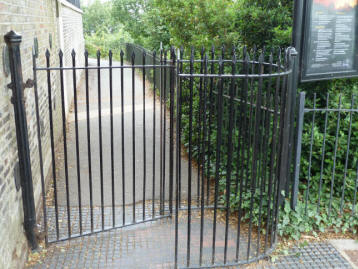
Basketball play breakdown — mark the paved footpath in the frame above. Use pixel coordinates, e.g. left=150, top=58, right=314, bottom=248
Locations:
left=56, top=58, right=197, bottom=209
left=26, top=59, right=356, bottom=268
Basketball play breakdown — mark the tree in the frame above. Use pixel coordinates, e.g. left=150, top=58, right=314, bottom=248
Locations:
left=153, top=0, right=239, bottom=49
left=83, top=0, right=117, bottom=35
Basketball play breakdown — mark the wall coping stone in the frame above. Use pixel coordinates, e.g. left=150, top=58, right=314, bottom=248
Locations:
left=58, top=0, right=83, bottom=14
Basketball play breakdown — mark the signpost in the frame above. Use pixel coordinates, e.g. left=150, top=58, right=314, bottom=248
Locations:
left=300, top=0, right=358, bottom=82
left=291, top=0, right=358, bottom=209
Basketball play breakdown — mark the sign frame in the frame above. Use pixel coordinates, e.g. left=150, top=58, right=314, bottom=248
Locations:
left=301, top=0, right=358, bottom=82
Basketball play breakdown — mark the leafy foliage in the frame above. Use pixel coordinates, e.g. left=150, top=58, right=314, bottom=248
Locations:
left=83, top=0, right=133, bottom=58
left=112, top=0, right=170, bottom=49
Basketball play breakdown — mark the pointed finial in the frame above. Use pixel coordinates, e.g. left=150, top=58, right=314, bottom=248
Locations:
left=232, top=51, right=237, bottom=64
left=71, top=49, right=76, bottom=58
left=59, top=49, right=63, bottom=58
left=4, top=30, right=22, bottom=44
left=201, top=47, right=205, bottom=57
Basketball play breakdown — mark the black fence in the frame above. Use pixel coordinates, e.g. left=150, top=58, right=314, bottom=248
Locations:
left=294, top=92, right=358, bottom=219
left=6, top=25, right=297, bottom=268
left=175, top=46, right=295, bottom=267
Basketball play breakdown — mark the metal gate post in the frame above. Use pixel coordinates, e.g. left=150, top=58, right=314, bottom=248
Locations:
left=291, top=92, right=306, bottom=209
left=4, top=31, right=38, bottom=249
left=278, top=48, right=298, bottom=208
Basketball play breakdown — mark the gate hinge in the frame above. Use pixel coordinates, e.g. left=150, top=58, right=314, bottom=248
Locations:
left=23, top=79, right=35, bottom=89
left=7, top=79, right=34, bottom=91
left=7, top=82, right=14, bottom=90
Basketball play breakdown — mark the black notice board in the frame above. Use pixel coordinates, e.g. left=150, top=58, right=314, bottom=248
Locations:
left=301, top=0, right=358, bottom=82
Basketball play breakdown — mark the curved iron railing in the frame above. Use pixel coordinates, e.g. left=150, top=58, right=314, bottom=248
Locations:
left=31, top=40, right=295, bottom=268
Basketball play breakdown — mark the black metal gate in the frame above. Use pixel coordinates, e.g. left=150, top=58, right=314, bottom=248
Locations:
left=173, top=46, right=296, bottom=268
left=32, top=46, right=177, bottom=244
left=6, top=30, right=296, bottom=268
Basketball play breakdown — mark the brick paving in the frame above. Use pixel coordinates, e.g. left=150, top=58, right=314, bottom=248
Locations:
left=29, top=204, right=257, bottom=268
left=27, top=203, right=352, bottom=269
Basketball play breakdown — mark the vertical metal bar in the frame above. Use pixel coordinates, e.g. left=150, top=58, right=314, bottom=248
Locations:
left=256, top=55, right=273, bottom=257
left=33, top=49, right=48, bottom=244
left=199, top=53, right=208, bottom=266
left=224, top=51, right=237, bottom=264
left=267, top=52, right=282, bottom=248
left=109, top=51, right=115, bottom=227
left=305, top=94, right=316, bottom=215
left=179, top=47, right=184, bottom=208
left=45, top=50, right=59, bottom=241
left=317, top=94, right=329, bottom=212
left=131, top=52, right=136, bottom=222
left=159, top=48, right=164, bottom=214
left=142, top=51, right=147, bottom=220
left=175, top=49, right=181, bottom=269
left=329, top=95, right=342, bottom=216
left=340, top=96, right=354, bottom=213
left=152, top=51, right=157, bottom=218
left=169, top=48, right=176, bottom=214
left=244, top=46, right=257, bottom=191
left=353, top=162, right=358, bottom=216
left=59, top=50, right=71, bottom=237
left=273, top=50, right=290, bottom=243
left=120, top=50, right=126, bottom=225
left=236, top=48, right=249, bottom=261
left=72, top=50, right=83, bottom=235
left=196, top=48, right=205, bottom=207
left=235, top=48, right=246, bottom=195
left=163, top=51, right=168, bottom=213
left=212, top=55, right=224, bottom=265
left=206, top=46, right=215, bottom=205
left=291, top=92, right=306, bottom=210
left=84, top=51, right=94, bottom=232
left=97, top=50, right=105, bottom=230
left=187, top=48, right=194, bottom=267
left=247, top=53, right=264, bottom=260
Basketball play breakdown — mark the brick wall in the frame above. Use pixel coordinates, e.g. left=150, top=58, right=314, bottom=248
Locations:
left=0, top=1, right=84, bottom=268
left=59, top=0, right=85, bottom=111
